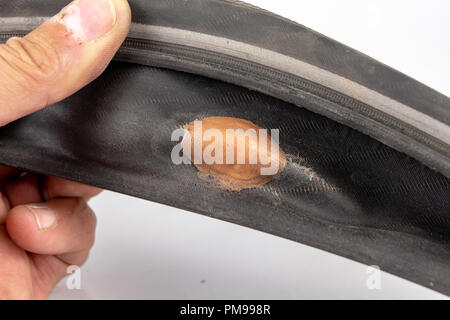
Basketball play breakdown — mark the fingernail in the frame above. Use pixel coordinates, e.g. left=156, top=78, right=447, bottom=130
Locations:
left=26, top=205, right=58, bottom=232
left=56, top=0, right=117, bottom=41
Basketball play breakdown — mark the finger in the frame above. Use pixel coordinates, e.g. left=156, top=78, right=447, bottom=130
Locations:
left=6, top=198, right=97, bottom=266
left=0, top=226, right=33, bottom=299
left=28, top=253, right=72, bottom=299
left=0, top=192, right=10, bottom=224
left=0, top=0, right=131, bottom=126
left=0, top=165, right=20, bottom=182
left=3, top=173, right=101, bottom=208
left=2, top=172, right=43, bottom=207
left=43, top=176, right=102, bottom=201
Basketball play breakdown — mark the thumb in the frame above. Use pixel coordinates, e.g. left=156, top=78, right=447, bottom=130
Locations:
left=0, top=0, right=131, bottom=126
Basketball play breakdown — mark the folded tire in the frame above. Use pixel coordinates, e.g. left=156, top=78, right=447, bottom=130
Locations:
left=0, top=0, right=449, bottom=295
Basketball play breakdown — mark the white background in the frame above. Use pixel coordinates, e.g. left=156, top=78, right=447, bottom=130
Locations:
left=49, top=0, right=450, bottom=299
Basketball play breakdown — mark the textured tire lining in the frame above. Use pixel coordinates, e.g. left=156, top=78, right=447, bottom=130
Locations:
left=0, top=0, right=449, bottom=295
left=114, top=36, right=450, bottom=178
left=1, top=0, right=449, bottom=178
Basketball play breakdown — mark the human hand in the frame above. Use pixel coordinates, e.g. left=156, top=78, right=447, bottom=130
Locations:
left=0, top=0, right=131, bottom=299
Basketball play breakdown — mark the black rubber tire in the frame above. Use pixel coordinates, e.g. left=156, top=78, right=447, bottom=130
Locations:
left=0, top=0, right=449, bottom=295
left=1, top=0, right=449, bottom=177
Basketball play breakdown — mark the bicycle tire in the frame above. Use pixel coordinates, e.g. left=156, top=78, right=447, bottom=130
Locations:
left=0, top=0, right=449, bottom=295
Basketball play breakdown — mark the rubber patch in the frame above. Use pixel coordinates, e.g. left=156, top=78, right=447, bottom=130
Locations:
left=182, top=117, right=286, bottom=191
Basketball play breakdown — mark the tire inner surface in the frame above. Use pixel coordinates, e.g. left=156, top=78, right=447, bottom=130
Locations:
left=0, top=0, right=449, bottom=296
left=0, top=62, right=448, bottom=295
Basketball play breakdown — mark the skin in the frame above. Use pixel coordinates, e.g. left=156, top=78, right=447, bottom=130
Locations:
left=0, top=0, right=131, bottom=299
